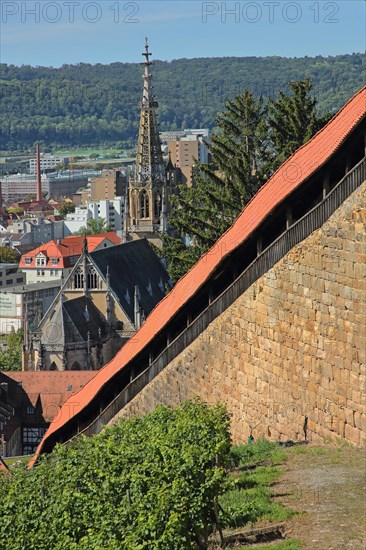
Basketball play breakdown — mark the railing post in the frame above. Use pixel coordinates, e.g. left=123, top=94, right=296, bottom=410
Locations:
left=286, top=206, right=293, bottom=229
left=323, top=173, right=330, bottom=199
left=256, top=236, right=263, bottom=256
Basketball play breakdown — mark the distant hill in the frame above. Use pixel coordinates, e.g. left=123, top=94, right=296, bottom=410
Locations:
left=0, top=53, right=364, bottom=151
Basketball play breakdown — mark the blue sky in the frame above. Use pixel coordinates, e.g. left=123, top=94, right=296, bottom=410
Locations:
left=1, top=1, right=365, bottom=66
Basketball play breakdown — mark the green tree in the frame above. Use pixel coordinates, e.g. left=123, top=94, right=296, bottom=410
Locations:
left=268, top=78, right=330, bottom=169
left=0, top=400, right=231, bottom=549
left=75, top=217, right=112, bottom=235
left=0, top=329, right=23, bottom=371
left=58, top=202, right=76, bottom=216
left=161, top=80, right=328, bottom=281
left=0, top=246, right=21, bottom=264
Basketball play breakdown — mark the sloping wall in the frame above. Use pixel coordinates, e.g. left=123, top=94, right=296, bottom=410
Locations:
left=110, top=182, right=366, bottom=446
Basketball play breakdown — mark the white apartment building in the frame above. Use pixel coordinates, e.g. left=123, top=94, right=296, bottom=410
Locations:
left=64, top=199, right=125, bottom=234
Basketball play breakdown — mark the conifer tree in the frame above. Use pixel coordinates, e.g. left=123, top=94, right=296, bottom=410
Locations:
left=161, top=80, right=328, bottom=282
left=268, top=78, right=329, bottom=169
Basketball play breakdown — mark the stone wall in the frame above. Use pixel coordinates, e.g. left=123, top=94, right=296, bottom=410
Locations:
left=110, top=183, right=366, bottom=446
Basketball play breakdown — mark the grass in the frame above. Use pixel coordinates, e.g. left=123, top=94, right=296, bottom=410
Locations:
left=219, top=440, right=292, bottom=529
left=3, top=455, right=33, bottom=468
left=238, top=540, right=302, bottom=549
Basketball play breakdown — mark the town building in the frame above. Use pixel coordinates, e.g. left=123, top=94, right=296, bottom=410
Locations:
left=19, top=233, right=121, bottom=284
left=29, top=154, right=69, bottom=175
left=29, top=239, right=172, bottom=371
left=64, top=198, right=125, bottom=235
left=0, top=264, right=25, bottom=289
left=0, top=279, right=61, bottom=336
left=0, top=371, right=95, bottom=456
left=89, top=169, right=127, bottom=201
left=167, top=131, right=210, bottom=186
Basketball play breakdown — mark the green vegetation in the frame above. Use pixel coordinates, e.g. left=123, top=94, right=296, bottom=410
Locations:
left=1, top=53, right=364, bottom=150
left=161, top=79, right=327, bottom=281
left=58, top=202, right=75, bottom=216
left=0, top=401, right=298, bottom=549
left=0, top=329, right=23, bottom=371
left=239, top=541, right=302, bottom=550
left=0, top=246, right=21, bottom=263
left=0, top=400, right=231, bottom=549
left=220, top=440, right=291, bottom=528
left=75, top=217, right=112, bottom=235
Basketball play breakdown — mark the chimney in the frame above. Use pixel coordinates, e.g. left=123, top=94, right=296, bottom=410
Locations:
left=36, top=144, right=42, bottom=202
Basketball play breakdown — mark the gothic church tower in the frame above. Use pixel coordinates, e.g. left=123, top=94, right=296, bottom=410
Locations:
left=127, top=39, right=173, bottom=242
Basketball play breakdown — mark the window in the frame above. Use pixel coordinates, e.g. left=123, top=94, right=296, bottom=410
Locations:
left=16, top=277, right=23, bottom=283
left=36, top=256, right=46, bottom=266
left=50, top=270, right=54, bottom=276
left=22, top=427, right=45, bottom=455
left=37, top=270, right=41, bottom=276
left=26, top=406, right=35, bottom=415
left=140, top=191, right=149, bottom=219
left=74, top=267, right=84, bottom=289
left=87, top=267, right=98, bottom=289
left=7, top=279, right=13, bottom=285
left=52, top=259, right=58, bottom=265
left=25, top=258, right=32, bottom=265
left=41, top=271, right=45, bottom=276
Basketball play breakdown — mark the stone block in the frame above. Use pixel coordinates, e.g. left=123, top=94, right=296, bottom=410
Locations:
left=344, top=423, right=360, bottom=445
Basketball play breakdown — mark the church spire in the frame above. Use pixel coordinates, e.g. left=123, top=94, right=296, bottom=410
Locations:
left=134, top=37, right=165, bottom=185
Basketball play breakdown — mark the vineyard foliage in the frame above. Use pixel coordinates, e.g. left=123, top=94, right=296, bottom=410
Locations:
left=0, top=400, right=231, bottom=549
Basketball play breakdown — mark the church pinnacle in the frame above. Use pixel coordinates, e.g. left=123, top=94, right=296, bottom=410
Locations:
left=128, top=39, right=170, bottom=237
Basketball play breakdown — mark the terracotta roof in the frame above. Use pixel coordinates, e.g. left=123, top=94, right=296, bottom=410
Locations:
left=19, top=232, right=121, bottom=269
left=6, top=371, right=96, bottom=423
left=31, top=86, right=366, bottom=464
left=0, top=457, right=9, bottom=473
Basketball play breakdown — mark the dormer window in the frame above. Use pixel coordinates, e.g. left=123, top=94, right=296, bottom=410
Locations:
left=25, top=258, right=32, bottom=265
left=51, top=259, right=58, bottom=265
left=36, top=254, right=46, bottom=266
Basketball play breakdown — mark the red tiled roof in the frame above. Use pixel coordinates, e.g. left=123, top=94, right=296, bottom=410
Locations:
left=31, top=86, right=366, bottom=465
left=6, top=371, right=96, bottom=423
left=19, top=232, right=121, bottom=269
left=0, top=457, right=9, bottom=473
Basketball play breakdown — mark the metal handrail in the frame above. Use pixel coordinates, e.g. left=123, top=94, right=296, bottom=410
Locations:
left=71, top=157, right=365, bottom=440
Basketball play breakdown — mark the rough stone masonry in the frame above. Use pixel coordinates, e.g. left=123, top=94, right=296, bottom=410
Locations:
left=111, top=182, right=366, bottom=446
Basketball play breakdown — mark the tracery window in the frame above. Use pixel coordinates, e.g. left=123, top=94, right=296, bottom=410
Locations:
left=74, top=267, right=84, bottom=289
left=87, top=267, right=98, bottom=289
left=140, top=191, right=149, bottom=219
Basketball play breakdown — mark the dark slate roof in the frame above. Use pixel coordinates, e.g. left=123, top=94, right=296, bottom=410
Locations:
left=90, top=239, right=171, bottom=320
left=63, top=296, right=107, bottom=343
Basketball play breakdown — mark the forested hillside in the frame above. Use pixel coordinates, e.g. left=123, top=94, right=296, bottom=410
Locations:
left=1, top=53, right=364, bottom=150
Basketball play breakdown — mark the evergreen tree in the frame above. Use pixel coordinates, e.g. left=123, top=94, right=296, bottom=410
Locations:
left=268, top=78, right=330, bottom=170
left=162, top=91, right=270, bottom=280
left=161, top=80, right=328, bottom=281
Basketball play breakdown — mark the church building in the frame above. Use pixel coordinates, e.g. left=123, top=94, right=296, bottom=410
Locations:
left=27, top=238, right=172, bottom=371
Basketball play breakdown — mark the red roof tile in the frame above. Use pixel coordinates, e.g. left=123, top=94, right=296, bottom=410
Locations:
left=20, top=232, right=121, bottom=269
left=31, top=86, right=366, bottom=465
left=6, top=371, right=96, bottom=423
left=0, top=457, right=9, bottom=473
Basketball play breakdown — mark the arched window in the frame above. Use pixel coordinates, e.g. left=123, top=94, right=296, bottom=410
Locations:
left=71, top=361, right=81, bottom=371
left=49, top=361, right=57, bottom=371
left=140, top=191, right=149, bottom=219
left=87, top=267, right=98, bottom=289
left=154, top=193, right=161, bottom=217
left=74, top=267, right=84, bottom=289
